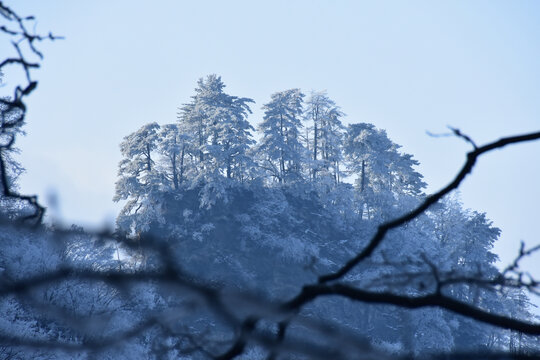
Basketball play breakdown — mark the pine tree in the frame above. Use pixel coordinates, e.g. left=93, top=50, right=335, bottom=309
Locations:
left=255, top=89, right=307, bottom=184
left=343, top=123, right=425, bottom=221
left=303, top=91, right=345, bottom=185
left=114, top=122, right=164, bottom=232
left=178, top=75, right=256, bottom=206
left=157, top=123, right=190, bottom=190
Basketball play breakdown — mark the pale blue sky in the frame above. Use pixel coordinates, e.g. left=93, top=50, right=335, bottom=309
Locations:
left=2, top=1, right=540, bottom=273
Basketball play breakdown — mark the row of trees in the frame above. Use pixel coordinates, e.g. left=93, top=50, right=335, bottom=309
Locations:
left=115, top=75, right=426, bottom=231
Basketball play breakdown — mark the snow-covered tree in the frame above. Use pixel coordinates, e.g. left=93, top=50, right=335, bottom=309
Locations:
left=114, top=122, right=165, bottom=233
left=156, top=123, right=190, bottom=190
left=303, top=91, right=345, bottom=184
left=343, top=122, right=426, bottom=221
left=255, top=89, right=307, bottom=184
left=178, top=75, right=256, bottom=206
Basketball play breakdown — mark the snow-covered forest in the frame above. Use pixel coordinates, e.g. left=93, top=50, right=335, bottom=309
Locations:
left=2, top=2, right=540, bottom=359
left=109, top=74, right=540, bottom=357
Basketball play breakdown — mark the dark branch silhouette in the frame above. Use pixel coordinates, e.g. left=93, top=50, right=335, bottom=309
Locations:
left=318, top=130, right=540, bottom=284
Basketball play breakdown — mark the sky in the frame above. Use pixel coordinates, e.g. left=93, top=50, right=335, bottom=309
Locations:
left=1, top=1, right=539, bottom=275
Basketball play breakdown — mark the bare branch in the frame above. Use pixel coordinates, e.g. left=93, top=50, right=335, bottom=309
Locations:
left=319, top=130, right=540, bottom=283
left=285, top=283, right=540, bottom=335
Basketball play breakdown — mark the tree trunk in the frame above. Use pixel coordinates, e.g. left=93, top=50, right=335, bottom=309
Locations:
left=313, top=124, right=318, bottom=180
left=361, top=160, right=366, bottom=192
left=171, top=154, right=178, bottom=190
left=146, top=144, right=152, bottom=172
left=179, top=144, right=185, bottom=185
left=279, top=113, right=285, bottom=183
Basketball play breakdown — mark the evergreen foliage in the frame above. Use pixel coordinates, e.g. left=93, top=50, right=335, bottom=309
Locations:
left=109, top=75, right=540, bottom=356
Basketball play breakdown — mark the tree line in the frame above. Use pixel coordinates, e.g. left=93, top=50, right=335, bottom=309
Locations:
left=115, top=74, right=425, bottom=233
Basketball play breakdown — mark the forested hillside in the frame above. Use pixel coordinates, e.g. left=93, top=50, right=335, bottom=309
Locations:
left=2, top=3, right=540, bottom=356
left=107, top=74, right=539, bottom=356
